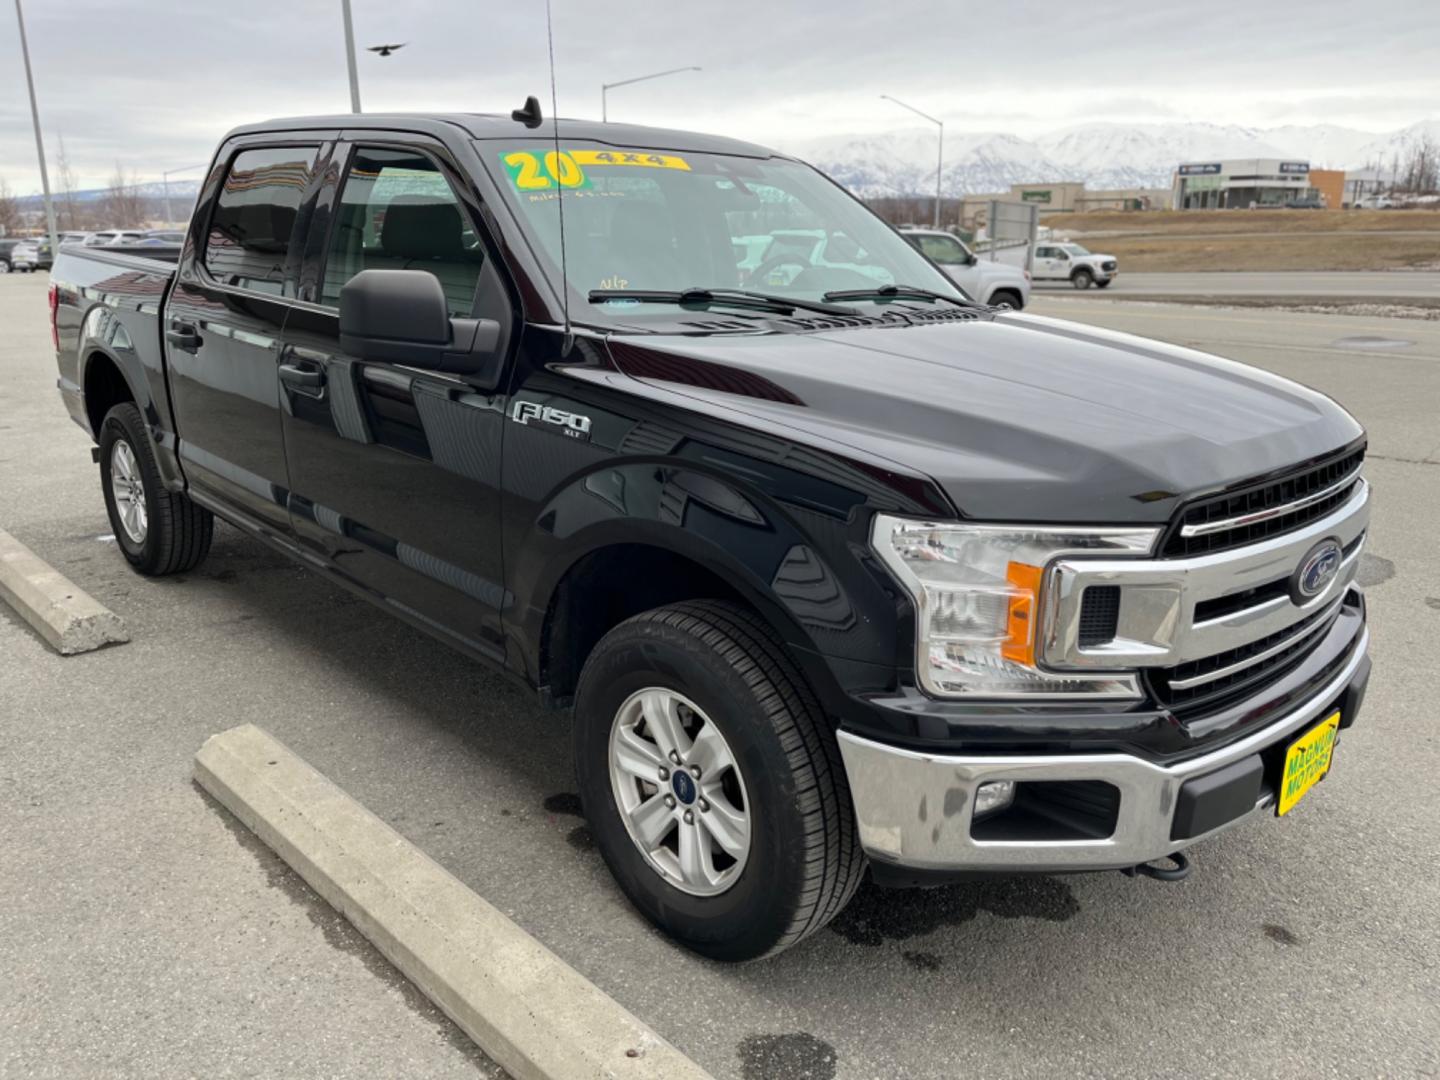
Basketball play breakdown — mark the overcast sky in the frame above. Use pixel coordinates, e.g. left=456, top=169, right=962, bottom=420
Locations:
left=3, top=0, right=1438, bottom=193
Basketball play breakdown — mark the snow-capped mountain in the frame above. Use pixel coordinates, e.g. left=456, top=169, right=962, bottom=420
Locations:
left=785, top=120, right=1432, bottom=196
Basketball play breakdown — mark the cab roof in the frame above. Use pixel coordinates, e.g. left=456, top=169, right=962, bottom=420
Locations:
left=227, top=113, right=781, bottom=159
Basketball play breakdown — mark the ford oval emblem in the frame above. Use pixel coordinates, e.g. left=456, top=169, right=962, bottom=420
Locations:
left=1292, top=539, right=1342, bottom=603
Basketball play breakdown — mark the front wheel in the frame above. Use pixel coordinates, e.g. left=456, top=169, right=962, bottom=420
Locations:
left=574, top=601, right=864, bottom=961
left=989, top=288, right=1023, bottom=310
left=1071, top=268, right=1094, bottom=290
left=99, top=402, right=214, bottom=575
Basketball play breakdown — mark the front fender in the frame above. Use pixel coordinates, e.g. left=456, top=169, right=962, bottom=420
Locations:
left=509, top=457, right=908, bottom=695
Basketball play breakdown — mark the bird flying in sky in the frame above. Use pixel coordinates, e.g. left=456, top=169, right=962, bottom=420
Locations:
left=367, top=43, right=406, bottom=57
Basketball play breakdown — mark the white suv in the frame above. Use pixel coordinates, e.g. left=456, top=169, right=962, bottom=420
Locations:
left=1031, top=242, right=1118, bottom=289
left=901, top=228, right=1031, bottom=309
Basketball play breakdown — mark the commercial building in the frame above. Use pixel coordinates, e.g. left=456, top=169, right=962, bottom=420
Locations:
left=1172, top=159, right=1329, bottom=209
left=960, top=182, right=1169, bottom=229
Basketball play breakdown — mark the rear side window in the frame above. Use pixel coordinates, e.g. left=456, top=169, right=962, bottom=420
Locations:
left=204, top=146, right=317, bottom=295
left=321, top=147, right=484, bottom=316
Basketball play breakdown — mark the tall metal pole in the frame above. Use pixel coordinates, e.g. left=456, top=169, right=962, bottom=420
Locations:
left=880, top=95, right=944, bottom=229
left=601, top=66, right=701, bottom=123
left=935, top=122, right=944, bottom=229
left=340, top=0, right=361, bottom=113
left=162, top=175, right=173, bottom=227
left=12, top=0, right=57, bottom=251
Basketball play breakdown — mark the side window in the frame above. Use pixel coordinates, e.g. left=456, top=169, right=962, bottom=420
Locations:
left=322, top=147, right=484, bottom=317
left=204, top=146, right=316, bottom=295
left=916, top=234, right=965, bottom=265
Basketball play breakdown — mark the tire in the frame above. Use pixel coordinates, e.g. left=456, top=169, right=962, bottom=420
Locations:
left=0, top=260, right=10, bottom=274
left=99, top=402, right=213, bottom=575
left=574, top=600, right=864, bottom=961
left=1071, top=268, right=1094, bottom=290
left=990, top=288, right=1022, bottom=310
left=1095, top=279, right=1112, bottom=289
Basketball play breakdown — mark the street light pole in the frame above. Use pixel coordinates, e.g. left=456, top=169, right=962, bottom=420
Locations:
left=880, top=94, right=943, bottom=229
left=12, top=0, right=57, bottom=251
left=340, top=0, right=361, bottom=113
left=601, top=65, right=701, bottom=122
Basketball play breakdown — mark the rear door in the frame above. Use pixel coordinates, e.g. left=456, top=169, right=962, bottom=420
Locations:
left=165, top=140, right=332, bottom=534
left=278, top=138, right=515, bottom=661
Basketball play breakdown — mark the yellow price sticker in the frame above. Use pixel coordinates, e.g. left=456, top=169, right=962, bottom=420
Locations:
left=570, top=150, right=691, bottom=171
left=499, top=150, right=591, bottom=191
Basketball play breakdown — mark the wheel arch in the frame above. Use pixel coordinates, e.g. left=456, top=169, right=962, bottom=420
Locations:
left=519, top=461, right=885, bottom=713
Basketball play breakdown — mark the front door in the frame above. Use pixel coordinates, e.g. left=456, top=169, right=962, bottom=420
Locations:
left=278, top=142, right=513, bottom=661
left=166, top=142, right=325, bottom=534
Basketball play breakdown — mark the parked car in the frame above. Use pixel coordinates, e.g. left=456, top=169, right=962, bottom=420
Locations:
left=1284, top=197, right=1325, bottom=210
left=899, top=226, right=1030, bottom=308
left=50, top=113, right=1371, bottom=961
left=10, top=241, right=42, bottom=271
left=1355, top=194, right=1395, bottom=210
left=0, top=239, right=22, bottom=272
left=83, top=230, right=149, bottom=247
left=142, top=230, right=187, bottom=244
left=57, top=231, right=94, bottom=246
left=1030, top=242, right=1118, bottom=289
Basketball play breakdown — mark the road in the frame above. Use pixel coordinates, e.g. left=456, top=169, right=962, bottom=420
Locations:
left=3, top=273, right=1438, bottom=1079
left=1033, top=270, right=1440, bottom=300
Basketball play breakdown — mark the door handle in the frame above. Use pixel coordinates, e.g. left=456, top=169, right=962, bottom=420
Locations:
left=165, top=323, right=200, bottom=352
left=279, top=362, right=326, bottom=390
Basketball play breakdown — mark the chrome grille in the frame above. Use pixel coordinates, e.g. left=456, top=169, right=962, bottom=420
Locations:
left=1162, top=446, right=1365, bottom=558
left=1043, top=476, right=1369, bottom=715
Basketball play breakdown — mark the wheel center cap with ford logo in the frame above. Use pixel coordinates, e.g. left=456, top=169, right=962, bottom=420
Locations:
left=1292, top=538, right=1342, bottom=603
left=671, top=769, right=697, bottom=805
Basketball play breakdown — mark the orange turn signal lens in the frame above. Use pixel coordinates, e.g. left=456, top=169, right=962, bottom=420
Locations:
left=1001, top=562, right=1043, bottom=665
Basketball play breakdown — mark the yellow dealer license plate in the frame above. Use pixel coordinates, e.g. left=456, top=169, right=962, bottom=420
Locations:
left=1277, top=711, right=1341, bottom=816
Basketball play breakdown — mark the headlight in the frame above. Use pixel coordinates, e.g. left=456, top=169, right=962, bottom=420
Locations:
left=872, top=515, right=1159, bottom=699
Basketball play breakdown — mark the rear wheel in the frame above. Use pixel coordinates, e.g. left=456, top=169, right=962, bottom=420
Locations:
left=1071, top=268, right=1094, bottom=290
left=574, top=600, right=864, bottom=961
left=99, top=402, right=213, bottom=575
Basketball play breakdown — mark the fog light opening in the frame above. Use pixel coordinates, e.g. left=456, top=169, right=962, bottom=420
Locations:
left=974, top=780, right=1017, bottom=818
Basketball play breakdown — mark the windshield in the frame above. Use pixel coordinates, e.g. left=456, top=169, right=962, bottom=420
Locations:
left=1059, top=243, right=1091, bottom=256
left=481, top=140, right=965, bottom=327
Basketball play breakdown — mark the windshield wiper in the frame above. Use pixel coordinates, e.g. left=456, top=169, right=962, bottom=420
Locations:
left=821, top=284, right=986, bottom=309
left=589, top=287, right=858, bottom=317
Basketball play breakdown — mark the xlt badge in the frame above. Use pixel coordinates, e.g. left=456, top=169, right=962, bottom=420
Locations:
left=510, top=400, right=593, bottom=441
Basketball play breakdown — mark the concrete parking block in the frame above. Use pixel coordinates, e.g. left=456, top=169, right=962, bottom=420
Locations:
left=0, top=525, right=129, bottom=654
left=194, top=724, right=714, bottom=1080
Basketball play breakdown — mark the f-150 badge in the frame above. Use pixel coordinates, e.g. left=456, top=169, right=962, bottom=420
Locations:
left=510, top=400, right=593, bottom=441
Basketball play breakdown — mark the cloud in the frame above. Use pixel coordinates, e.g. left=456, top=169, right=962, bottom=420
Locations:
left=1, top=0, right=1437, bottom=192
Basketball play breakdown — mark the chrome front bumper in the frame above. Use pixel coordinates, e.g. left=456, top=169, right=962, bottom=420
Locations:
left=837, top=627, right=1368, bottom=874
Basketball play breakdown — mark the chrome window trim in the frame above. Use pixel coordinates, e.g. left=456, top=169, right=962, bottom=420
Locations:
left=1178, top=464, right=1363, bottom=538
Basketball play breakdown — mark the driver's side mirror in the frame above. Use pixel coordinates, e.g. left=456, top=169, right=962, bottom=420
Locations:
left=963, top=252, right=977, bottom=266
left=339, top=269, right=503, bottom=385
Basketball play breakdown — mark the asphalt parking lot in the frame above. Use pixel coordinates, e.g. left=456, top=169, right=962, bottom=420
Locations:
left=1031, top=269, right=1440, bottom=300
left=3, top=272, right=1438, bottom=1079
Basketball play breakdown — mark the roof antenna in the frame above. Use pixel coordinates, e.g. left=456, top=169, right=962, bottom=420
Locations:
left=512, top=95, right=542, bottom=128
left=543, top=0, right=572, bottom=353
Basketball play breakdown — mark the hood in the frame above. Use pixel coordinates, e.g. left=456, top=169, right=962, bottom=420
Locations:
left=606, top=312, right=1362, bottom=523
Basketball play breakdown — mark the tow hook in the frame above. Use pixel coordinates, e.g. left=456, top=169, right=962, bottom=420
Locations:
left=1122, top=851, right=1191, bottom=882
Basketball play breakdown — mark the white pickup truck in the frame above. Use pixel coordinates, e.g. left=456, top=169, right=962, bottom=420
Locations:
left=899, top=228, right=1031, bottom=309
left=1030, top=242, right=1118, bottom=289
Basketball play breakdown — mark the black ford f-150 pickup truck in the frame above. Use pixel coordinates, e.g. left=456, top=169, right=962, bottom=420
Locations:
left=50, top=112, right=1371, bottom=961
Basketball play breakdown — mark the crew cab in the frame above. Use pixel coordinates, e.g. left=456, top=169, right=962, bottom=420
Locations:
left=51, top=113, right=1371, bottom=961
left=898, top=227, right=1029, bottom=309
left=1031, top=241, right=1119, bottom=288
